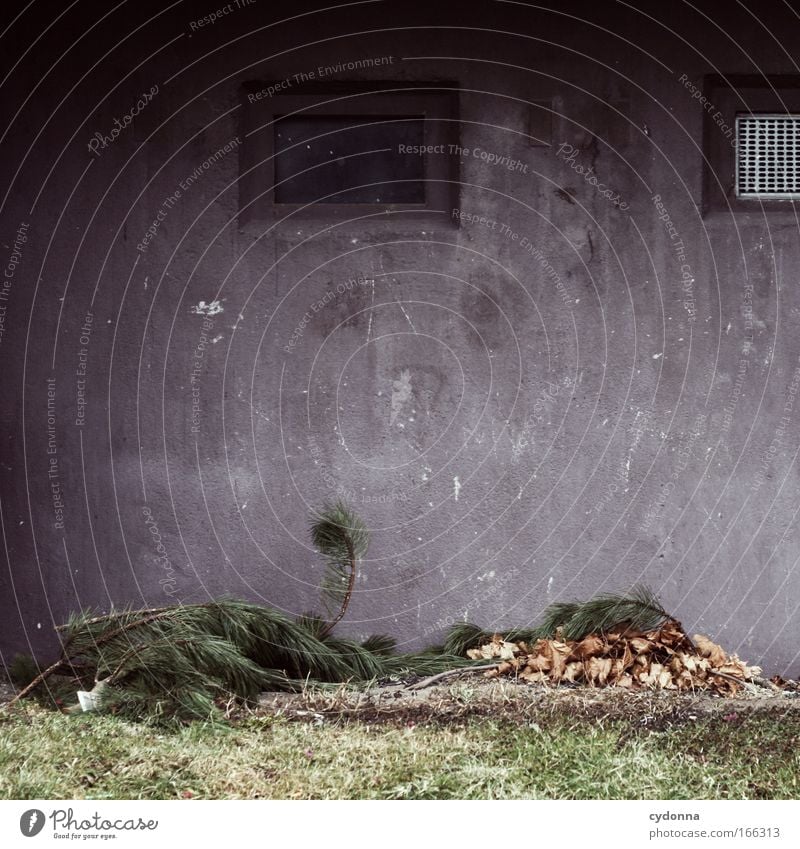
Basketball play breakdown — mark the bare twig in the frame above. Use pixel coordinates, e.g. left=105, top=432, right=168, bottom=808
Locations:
left=706, top=669, right=782, bottom=691
left=407, top=664, right=498, bottom=691
left=81, top=611, right=172, bottom=648
left=54, top=605, right=179, bottom=632
left=6, top=657, right=71, bottom=706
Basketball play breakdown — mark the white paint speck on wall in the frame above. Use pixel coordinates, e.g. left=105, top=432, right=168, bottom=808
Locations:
left=191, top=300, right=224, bottom=316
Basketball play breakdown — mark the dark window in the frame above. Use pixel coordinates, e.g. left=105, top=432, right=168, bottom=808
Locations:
left=273, top=114, right=426, bottom=204
left=239, top=83, right=459, bottom=223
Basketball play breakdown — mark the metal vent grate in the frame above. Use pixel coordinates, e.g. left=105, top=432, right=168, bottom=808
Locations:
left=736, top=115, right=800, bottom=199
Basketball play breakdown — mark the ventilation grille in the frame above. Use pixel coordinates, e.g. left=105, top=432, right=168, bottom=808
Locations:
left=736, top=115, right=800, bottom=199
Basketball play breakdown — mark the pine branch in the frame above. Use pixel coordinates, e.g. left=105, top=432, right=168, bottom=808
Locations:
left=310, top=502, right=369, bottom=638
left=519, top=585, right=672, bottom=641
left=439, top=587, right=675, bottom=661
left=560, top=585, right=671, bottom=639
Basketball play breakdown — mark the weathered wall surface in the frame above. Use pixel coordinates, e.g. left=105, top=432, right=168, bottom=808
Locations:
left=1, top=0, right=799, bottom=675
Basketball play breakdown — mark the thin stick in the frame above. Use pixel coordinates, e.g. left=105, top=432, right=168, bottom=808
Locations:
left=407, top=663, right=498, bottom=691
left=706, top=669, right=781, bottom=691
left=54, top=603, right=189, bottom=631
left=6, top=657, right=70, bottom=706
left=83, top=611, right=172, bottom=647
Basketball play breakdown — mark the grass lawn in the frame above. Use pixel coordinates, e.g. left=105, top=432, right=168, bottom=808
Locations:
left=1, top=683, right=798, bottom=800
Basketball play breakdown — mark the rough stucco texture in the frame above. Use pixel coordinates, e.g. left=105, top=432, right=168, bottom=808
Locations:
left=1, top=0, right=799, bottom=677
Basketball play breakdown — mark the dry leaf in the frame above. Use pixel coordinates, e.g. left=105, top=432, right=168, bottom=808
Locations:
left=630, top=637, right=654, bottom=655
left=526, top=654, right=552, bottom=673
left=499, top=642, right=519, bottom=660
left=658, top=668, right=675, bottom=689
left=571, top=635, right=606, bottom=660
left=585, top=656, right=613, bottom=685
left=519, top=669, right=548, bottom=684
left=693, top=634, right=727, bottom=667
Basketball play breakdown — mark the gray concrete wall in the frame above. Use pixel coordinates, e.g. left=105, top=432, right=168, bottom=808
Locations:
left=1, top=0, right=799, bottom=677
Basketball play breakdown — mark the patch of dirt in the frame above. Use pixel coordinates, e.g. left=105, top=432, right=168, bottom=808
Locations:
left=254, top=674, right=800, bottom=730
left=5, top=666, right=798, bottom=730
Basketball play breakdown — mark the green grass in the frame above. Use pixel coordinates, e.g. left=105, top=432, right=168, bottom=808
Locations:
left=0, top=705, right=798, bottom=799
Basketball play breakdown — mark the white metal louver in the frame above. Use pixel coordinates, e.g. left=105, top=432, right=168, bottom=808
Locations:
left=736, top=114, right=800, bottom=199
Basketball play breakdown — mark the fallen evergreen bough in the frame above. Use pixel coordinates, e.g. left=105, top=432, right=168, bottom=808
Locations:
left=442, top=585, right=674, bottom=656
left=8, top=599, right=475, bottom=722
left=6, top=502, right=474, bottom=723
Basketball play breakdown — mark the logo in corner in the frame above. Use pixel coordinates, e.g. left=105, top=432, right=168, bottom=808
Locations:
left=19, top=810, right=46, bottom=837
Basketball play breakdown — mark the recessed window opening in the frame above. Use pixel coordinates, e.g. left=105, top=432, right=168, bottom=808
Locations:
left=239, top=83, right=459, bottom=222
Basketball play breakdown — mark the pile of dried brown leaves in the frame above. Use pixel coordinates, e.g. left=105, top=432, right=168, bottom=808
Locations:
left=467, top=619, right=762, bottom=694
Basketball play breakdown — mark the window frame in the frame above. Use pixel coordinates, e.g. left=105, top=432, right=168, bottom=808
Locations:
left=702, top=74, right=800, bottom=216
left=239, top=82, right=460, bottom=225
